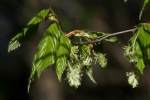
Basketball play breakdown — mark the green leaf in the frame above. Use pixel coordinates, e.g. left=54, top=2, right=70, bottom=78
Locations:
left=8, top=33, right=22, bottom=52
left=56, top=36, right=71, bottom=81
left=124, top=32, right=145, bottom=74
left=32, top=34, right=57, bottom=77
left=27, top=9, right=50, bottom=25
left=28, top=22, right=65, bottom=91
left=56, top=56, right=67, bottom=81
left=8, top=9, right=50, bottom=52
left=137, top=23, right=150, bottom=61
left=56, top=36, right=71, bottom=57
left=29, top=24, right=58, bottom=80
left=133, top=42, right=145, bottom=73
left=47, top=22, right=62, bottom=39
left=139, top=0, right=150, bottom=20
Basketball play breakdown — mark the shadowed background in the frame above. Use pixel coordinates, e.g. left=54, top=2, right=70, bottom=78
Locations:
left=0, top=0, right=150, bottom=100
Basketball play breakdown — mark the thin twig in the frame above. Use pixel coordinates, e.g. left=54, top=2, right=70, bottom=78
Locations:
left=69, top=28, right=136, bottom=45
left=91, top=28, right=137, bottom=43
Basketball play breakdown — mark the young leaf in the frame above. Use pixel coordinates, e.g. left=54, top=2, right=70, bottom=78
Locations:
left=47, top=22, right=62, bottom=39
left=56, top=36, right=71, bottom=81
left=29, top=24, right=57, bottom=83
left=28, top=22, right=65, bottom=91
left=124, top=24, right=150, bottom=75
left=8, top=33, right=22, bottom=52
left=137, top=23, right=150, bottom=61
left=8, top=9, right=50, bottom=52
left=27, top=9, right=50, bottom=25
left=133, top=42, right=145, bottom=73
left=56, top=56, right=67, bottom=81
left=124, top=32, right=145, bottom=74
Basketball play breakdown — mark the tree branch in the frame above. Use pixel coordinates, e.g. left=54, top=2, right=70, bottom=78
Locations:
left=67, top=28, right=136, bottom=45
left=91, top=28, right=136, bottom=43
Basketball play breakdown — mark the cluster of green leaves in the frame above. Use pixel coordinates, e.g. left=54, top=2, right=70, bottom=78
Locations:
left=8, top=9, right=117, bottom=90
left=66, top=33, right=109, bottom=87
left=124, top=23, right=150, bottom=87
left=8, top=0, right=150, bottom=91
left=8, top=9, right=71, bottom=91
left=8, top=9, right=50, bottom=52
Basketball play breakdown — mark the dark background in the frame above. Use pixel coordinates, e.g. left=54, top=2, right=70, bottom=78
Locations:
left=0, top=0, right=150, bottom=100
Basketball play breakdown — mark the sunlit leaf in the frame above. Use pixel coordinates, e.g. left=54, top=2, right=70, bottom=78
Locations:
left=8, top=33, right=22, bottom=52
left=124, top=32, right=145, bottom=74
left=8, top=9, right=50, bottom=52
left=28, top=25, right=58, bottom=90
left=133, top=42, right=145, bottom=73
left=124, top=23, right=150, bottom=87
left=137, top=23, right=150, bottom=61
left=27, top=9, right=50, bottom=25
left=56, top=36, right=71, bottom=81
left=56, top=56, right=67, bottom=81
left=8, top=7, right=150, bottom=90
left=28, top=21, right=67, bottom=91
